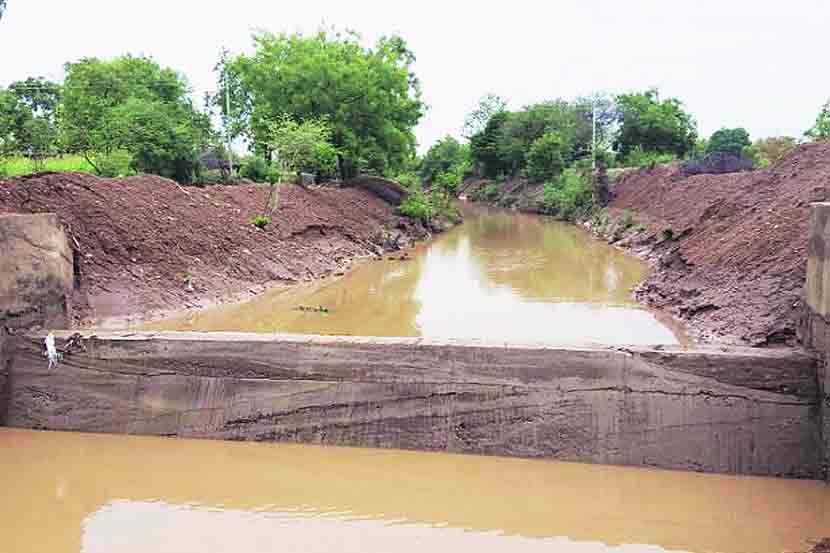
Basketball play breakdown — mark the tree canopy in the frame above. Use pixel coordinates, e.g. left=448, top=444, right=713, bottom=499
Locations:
left=806, top=99, right=830, bottom=141
left=0, top=77, right=61, bottom=158
left=419, top=136, right=469, bottom=183
left=706, top=127, right=751, bottom=156
left=526, top=131, right=569, bottom=183
left=266, top=114, right=338, bottom=178
left=220, top=29, right=425, bottom=179
left=60, top=55, right=211, bottom=181
left=753, top=136, right=798, bottom=165
left=462, top=94, right=506, bottom=139
left=614, top=90, right=697, bottom=160
left=468, top=98, right=613, bottom=179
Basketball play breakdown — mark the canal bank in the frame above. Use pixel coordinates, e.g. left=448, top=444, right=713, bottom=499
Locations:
left=461, top=142, right=830, bottom=347
left=0, top=172, right=451, bottom=330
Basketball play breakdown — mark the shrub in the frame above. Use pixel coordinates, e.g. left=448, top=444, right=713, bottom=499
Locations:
left=310, top=141, right=339, bottom=178
left=397, top=190, right=434, bottom=221
left=91, top=150, right=135, bottom=178
left=240, top=156, right=270, bottom=182
left=624, top=146, right=677, bottom=168
left=526, top=131, right=569, bottom=182
left=706, top=128, right=751, bottom=157
left=661, top=227, right=675, bottom=241
left=753, top=136, right=798, bottom=166
left=619, top=209, right=634, bottom=230
left=469, top=182, right=500, bottom=202
left=394, top=172, right=420, bottom=189
left=434, top=170, right=461, bottom=196
left=542, top=169, right=593, bottom=220
left=251, top=215, right=271, bottom=229
left=483, top=183, right=500, bottom=200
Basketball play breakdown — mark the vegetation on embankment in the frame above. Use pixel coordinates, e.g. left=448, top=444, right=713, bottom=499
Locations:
left=0, top=172, right=444, bottom=327
left=1, top=28, right=425, bottom=190
left=441, top=88, right=830, bottom=223
left=589, top=142, right=830, bottom=346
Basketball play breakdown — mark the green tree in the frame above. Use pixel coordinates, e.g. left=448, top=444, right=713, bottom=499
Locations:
left=498, top=101, right=583, bottom=173
left=0, top=0, right=6, bottom=21
left=266, top=114, right=338, bottom=177
left=753, top=136, right=798, bottom=165
left=9, top=78, right=61, bottom=116
left=60, top=55, right=211, bottom=182
left=526, top=131, right=569, bottom=182
left=220, top=29, right=424, bottom=179
left=462, top=93, right=507, bottom=138
left=614, top=89, right=697, bottom=160
left=806, top=99, right=830, bottom=141
left=420, top=136, right=470, bottom=183
left=0, top=90, right=27, bottom=155
left=472, top=99, right=610, bottom=178
left=112, top=97, right=212, bottom=181
left=0, top=78, right=61, bottom=160
left=706, top=127, right=751, bottom=156
left=470, top=110, right=511, bottom=179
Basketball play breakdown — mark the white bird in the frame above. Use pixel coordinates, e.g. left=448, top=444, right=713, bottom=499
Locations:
left=44, top=333, right=60, bottom=370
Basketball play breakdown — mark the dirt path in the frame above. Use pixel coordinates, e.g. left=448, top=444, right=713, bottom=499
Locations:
left=0, top=173, right=433, bottom=327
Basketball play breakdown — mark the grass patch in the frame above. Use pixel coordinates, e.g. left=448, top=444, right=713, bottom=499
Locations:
left=0, top=155, right=96, bottom=177
left=251, top=215, right=271, bottom=229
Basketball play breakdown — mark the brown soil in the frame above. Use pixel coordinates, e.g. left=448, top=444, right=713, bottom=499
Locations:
left=608, top=142, right=830, bottom=345
left=0, top=172, right=431, bottom=327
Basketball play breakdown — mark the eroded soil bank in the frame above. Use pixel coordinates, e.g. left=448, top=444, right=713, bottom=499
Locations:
left=605, top=142, right=830, bottom=346
left=463, top=142, right=830, bottom=346
left=0, top=173, right=441, bottom=327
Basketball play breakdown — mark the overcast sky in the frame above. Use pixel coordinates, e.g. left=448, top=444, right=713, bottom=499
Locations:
left=1, top=0, right=829, bottom=151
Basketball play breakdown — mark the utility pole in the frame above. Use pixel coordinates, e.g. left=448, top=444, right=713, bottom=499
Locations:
left=592, top=94, right=597, bottom=170
left=225, top=73, right=234, bottom=175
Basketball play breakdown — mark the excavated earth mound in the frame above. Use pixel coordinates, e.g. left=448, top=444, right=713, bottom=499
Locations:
left=611, top=142, right=830, bottom=345
left=0, top=173, right=425, bottom=327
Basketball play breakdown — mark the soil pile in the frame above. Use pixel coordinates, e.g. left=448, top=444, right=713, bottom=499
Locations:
left=0, top=173, right=427, bottom=326
left=610, top=142, right=830, bottom=345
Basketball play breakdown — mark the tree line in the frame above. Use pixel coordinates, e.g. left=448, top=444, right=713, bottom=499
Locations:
left=1, top=26, right=829, bottom=193
left=413, top=89, right=830, bottom=218
left=0, top=29, right=424, bottom=184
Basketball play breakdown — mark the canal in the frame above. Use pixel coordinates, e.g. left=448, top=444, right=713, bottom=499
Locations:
left=1, top=429, right=827, bottom=553
left=147, top=205, right=686, bottom=345
left=8, top=208, right=826, bottom=553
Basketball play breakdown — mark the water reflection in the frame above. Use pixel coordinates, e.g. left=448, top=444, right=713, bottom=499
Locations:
left=147, top=205, right=686, bottom=345
left=82, top=501, right=690, bottom=553
left=1, top=429, right=827, bottom=553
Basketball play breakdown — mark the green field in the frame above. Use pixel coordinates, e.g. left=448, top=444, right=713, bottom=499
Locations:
left=0, top=155, right=96, bottom=177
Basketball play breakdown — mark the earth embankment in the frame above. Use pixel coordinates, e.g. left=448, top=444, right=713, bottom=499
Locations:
left=608, top=142, right=830, bottom=345
left=0, top=173, right=429, bottom=327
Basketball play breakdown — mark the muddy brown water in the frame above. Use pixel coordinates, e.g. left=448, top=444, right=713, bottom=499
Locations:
left=148, top=205, right=687, bottom=345
left=1, top=428, right=827, bottom=553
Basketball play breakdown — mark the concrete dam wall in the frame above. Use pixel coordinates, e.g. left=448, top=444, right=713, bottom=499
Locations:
left=0, top=330, right=822, bottom=479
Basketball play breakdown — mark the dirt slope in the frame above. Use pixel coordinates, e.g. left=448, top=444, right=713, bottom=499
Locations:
left=610, top=142, right=830, bottom=345
left=0, top=173, right=426, bottom=327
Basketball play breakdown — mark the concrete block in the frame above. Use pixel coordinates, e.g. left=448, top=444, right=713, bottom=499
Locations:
left=0, top=213, right=74, bottom=330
